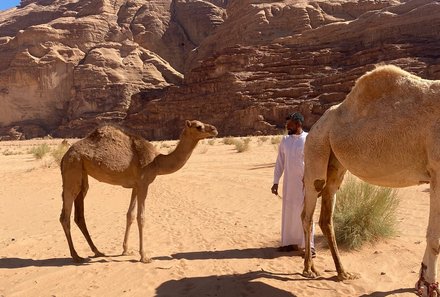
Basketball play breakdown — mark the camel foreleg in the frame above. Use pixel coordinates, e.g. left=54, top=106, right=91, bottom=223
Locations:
left=302, top=181, right=319, bottom=278
left=319, top=158, right=358, bottom=281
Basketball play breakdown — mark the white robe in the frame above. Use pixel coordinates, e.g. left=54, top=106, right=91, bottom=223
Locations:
left=273, top=132, right=314, bottom=248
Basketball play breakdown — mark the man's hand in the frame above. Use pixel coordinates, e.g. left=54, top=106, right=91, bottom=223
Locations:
left=271, top=184, right=279, bottom=196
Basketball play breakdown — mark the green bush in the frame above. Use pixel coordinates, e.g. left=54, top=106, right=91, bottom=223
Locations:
left=333, top=175, right=399, bottom=250
left=29, top=143, right=51, bottom=159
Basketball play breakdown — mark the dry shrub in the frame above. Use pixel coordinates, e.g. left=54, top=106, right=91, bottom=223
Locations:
left=334, top=175, right=399, bottom=250
left=270, top=136, right=282, bottom=144
left=161, top=142, right=170, bottom=149
left=51, top=142, right=70, bottom=166
left=29, top=143, right=50, bottom=159
left=233, top=138, right=250, bottom=153
left=259, top=136, right=269, bottom=143
left=222, top=137, right=235, bottom=145
left=207, top=139, right=216, bottom=146
left=2, top=149, right=21, bottom=156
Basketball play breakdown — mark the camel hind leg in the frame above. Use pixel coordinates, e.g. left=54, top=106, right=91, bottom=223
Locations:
left=74, top=173, right=105, bottom=258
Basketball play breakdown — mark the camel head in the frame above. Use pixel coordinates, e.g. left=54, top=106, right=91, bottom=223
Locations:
left=184, top=120, right=218, bottom=140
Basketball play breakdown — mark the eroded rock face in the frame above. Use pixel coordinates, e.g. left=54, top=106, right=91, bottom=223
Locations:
left=0, top=0, right=223, bottom=138
left=122, top=0, right=440, bottom=139
left=0, top=0, right=439, bottom=139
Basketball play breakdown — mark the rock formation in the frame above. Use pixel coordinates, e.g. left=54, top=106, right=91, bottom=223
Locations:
left=0, top=0, right=439, bottom=139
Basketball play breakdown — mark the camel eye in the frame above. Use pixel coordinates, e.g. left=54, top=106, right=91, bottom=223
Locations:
left=196, top=126, right=203, bottom=131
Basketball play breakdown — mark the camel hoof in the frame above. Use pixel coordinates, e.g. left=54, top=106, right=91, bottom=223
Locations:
left=302, top=269, right=320, bottom=278
left=415, top=281, right=440, bottom=297
left=140, top=256, right=152, bottom=263
left=337, top=271, right=360, bottom=281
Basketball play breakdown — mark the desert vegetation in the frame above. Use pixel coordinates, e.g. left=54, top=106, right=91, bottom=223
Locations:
left=333, top=175, right=399, bottom=250
left=28, top=143, right=51, bottom=159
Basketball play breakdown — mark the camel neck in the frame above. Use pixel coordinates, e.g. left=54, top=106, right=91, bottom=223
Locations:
left=154, top=131, right=198, bottom=175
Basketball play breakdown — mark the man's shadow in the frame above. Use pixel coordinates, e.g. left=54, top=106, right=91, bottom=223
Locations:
left=155, top=270, right=298, bottom=297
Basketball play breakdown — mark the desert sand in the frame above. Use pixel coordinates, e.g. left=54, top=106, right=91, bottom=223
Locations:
left=0, top=137, right=430, bottom=297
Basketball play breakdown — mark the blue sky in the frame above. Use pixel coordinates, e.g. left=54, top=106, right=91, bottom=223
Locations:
left=0, top=0, right=20, bottom=11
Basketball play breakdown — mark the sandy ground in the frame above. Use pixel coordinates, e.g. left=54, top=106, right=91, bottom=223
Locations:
left=0, top=137, right=431, bottom=297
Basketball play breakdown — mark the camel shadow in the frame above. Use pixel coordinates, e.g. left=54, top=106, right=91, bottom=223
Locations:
left=0, top=257, right=96, bottom=268
left=358, top=287, right=415, bottom=296
left=152, top=247, right=304, bottom=261
left=155, top=270, right=298, bottom=297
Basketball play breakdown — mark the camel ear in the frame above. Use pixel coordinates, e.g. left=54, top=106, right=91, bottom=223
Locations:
left=185, top=120, right=191, bottom=128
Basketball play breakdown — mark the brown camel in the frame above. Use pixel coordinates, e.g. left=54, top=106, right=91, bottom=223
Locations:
left=59, top=120, right=218, bottom=263
left=301, top=65, right=440, bottom=296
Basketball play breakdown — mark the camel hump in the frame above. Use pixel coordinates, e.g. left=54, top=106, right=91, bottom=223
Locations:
left=88, top=124, right=128, bottom=141
left=345, top=65, right=425, bottom=107
left=92, top=124, right=158, bottom=167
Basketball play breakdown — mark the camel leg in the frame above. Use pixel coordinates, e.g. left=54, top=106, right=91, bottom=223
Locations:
left=137, top=186, right=151, bottom=263
left=122, top=188, right=137, bottom=256
left=302, top=128, right=333, bottom=278
left=319, top=154, right=358, bottom=281
left=420, top=169, right=440, bottom=292
left=73, top=174, right=105, bottom=258
left=60, top=184, right=86, bottom=263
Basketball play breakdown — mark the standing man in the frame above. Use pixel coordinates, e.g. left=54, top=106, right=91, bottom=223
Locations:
left=271, top=112, right=315, bottom=254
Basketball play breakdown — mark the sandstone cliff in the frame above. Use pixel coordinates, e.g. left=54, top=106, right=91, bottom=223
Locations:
left=0, top=0, right=439, bottom=140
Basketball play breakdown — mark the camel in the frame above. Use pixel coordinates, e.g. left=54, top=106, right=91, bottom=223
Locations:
left=59, top=120, right=218, bottom=263
left=301, top=65, right=440, bottom=296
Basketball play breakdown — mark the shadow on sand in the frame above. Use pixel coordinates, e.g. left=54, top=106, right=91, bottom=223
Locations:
left=0, top=255, right=120, bottom=268
left=152, top=247, right=304, bottom=261
left=155, top=270, right=341, bottom=297
left=0, top=257, right=89, bottom=268
left=155, top=270, right=298, bottom=297
left=248, top=163, right=276, bottom=170
left=358, top=287, right=416, bottom=296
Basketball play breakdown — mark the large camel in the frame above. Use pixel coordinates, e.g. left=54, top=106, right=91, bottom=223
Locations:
left=301, top=65, right=440, bottom=296
left=60, top=120, right=218, bottom=263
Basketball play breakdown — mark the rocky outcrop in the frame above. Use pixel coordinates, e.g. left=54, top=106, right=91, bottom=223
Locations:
left=0, top=0, right=224, bottom=138
left=121, top=0, right=440, bottom=139
left=0, top=0, right=439, bottom=140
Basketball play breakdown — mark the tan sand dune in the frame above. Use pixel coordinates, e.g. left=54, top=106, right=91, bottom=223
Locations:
left=0, top=137, right=430, bottom=297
